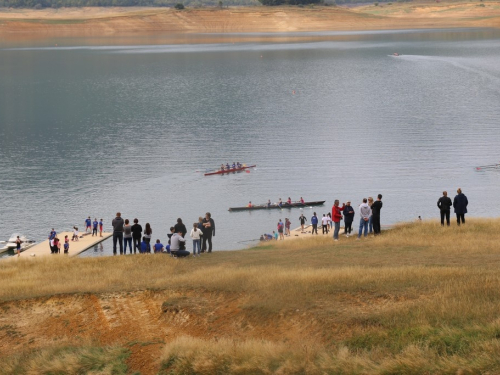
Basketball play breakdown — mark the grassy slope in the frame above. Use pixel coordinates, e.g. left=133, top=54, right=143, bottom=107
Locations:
left=2, top=219, right=500, bottom=374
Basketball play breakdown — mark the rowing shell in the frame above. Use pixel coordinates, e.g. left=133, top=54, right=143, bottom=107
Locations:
left=229, top=200, right=326, bottom=212
left=204, top=165, right=256, bottom=176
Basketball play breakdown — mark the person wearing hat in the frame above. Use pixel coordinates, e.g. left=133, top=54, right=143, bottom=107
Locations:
left=343, top=201, right=355, bottom=237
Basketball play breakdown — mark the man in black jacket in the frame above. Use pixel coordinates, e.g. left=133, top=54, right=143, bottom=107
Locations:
left=437, top=191, right=452, bottom=226
left=371, top=194, right=383, bottom=235
left=111, top=212, right=124, bottom=254
left=202, top=212, right=215, bottom=253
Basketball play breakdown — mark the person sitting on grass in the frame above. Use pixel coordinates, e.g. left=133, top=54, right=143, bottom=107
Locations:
left=140, top=236, right=151, bottom=254
left=153, top=239, right=164, bottom=254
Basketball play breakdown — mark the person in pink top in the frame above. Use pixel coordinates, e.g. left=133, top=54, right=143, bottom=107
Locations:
left=331, top=200, right=346, bottom=241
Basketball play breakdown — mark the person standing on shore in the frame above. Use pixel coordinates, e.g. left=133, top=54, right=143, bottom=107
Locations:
left=15, top=236, right=23, bottom=257
left=311, top=212, right=318, bottom=235
left=190, top=223, right=203, bottom=257
left=144, top=223, right=152, bottom=246
left=331, top=200, right=346, bottom=241
left=321, top=214, right=329, bottom=235
left=343, top=201, right=355, bottom=237
left=48, top=228, right=56, bottom=251
left=453, top=188, right=468, bottom=226
left=285, top=218, right=291, bottom=236
left=92, top=218, right=98, bottom=237
left=131, top=219, right=142, bottom=254
left=299, top=214, right=307, bottom=233
left=111, top=212, right=124, bottom=255
left=367, top=197, right=374, bottom=234
left=371, top=194, right=383, bottom=235
left=174, top=218, right=187, bottom=239
left=202, top=212, right=215, bottom=253
left=64, top=235, right=69, bottom=254
left=85, top=216, right=92, bottom=234
left=123, top=219, right=133, bottom=254
left=277, top=219, right=284, bottom=240
left=437, top=191, right=452, bottom=226
left=358, top=198, right=372, bottom=239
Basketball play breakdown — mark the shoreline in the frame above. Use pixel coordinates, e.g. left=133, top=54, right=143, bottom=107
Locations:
left=1, top=3, right=500, bottom=40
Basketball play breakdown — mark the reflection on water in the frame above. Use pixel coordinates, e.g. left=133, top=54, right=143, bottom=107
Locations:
left=1, top=28, right=500, bottom=256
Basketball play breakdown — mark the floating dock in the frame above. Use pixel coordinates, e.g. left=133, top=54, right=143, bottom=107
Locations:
left=12, top=232, right=112, bottom=259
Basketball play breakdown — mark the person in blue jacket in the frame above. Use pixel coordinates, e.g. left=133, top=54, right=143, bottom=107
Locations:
left=453, top=188, right=468, bottom=226
left=140, top=237, right=151, bottom=254
left=311, top=212, right=318, bottom=235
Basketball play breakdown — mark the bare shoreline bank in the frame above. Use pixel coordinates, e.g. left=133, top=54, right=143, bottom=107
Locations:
left=1, top=3, right=499, bottom=40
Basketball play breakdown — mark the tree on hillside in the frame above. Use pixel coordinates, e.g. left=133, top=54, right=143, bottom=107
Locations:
left=258, top=0, right=322, bottom=5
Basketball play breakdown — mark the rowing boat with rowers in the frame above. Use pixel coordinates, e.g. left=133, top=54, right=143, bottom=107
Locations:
left=229, top=200, right=326, bottom=212
left=204, top=165, right=256, bottom=176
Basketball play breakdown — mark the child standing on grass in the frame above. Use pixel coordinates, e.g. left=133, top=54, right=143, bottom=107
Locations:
left=64, top=235, right=69, bottom=254
left=99, top=219, right=103, bottom=237
left=54, top=237, right=61, bottom=254
left=190, top=222, right=203, bottom=257
left=273, top=231, right=278, bottom=241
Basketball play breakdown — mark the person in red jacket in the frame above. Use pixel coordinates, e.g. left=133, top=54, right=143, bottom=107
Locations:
left=331, top=200, right=345, bottom=241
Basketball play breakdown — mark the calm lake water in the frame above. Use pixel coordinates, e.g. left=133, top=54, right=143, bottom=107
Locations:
left=1, top=28, right=500, bottom=257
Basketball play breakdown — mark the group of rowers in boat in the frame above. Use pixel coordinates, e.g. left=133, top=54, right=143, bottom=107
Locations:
left=220, top=162, right=244, bottom=171
left=247, top=197, right=305, bottom=208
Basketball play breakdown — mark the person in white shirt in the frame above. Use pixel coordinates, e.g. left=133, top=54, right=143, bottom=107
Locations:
left=321, top=214, right=329, bottom=234
left=358, top=198, right=372, bottom=239
left=190, top=223, right=203, bottom=257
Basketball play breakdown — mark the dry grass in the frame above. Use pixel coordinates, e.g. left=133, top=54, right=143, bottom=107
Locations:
left=2, top=219, right=500, bottom=374
left=1, top=344, right=129, bottom=375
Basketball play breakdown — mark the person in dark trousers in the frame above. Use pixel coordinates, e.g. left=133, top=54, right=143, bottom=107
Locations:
left=343, top=201, right=355, bottom=236
left=311, top=212, right=318, bottom=235
left=299, top=214, right=307, bottom=232
left=371, top=194, right=383, bottom=235
left=170, top=230, right=190, bottom=258
left=453, top=188, right=468, bottom=225
left=111, top=212, right=124, bottom=254
left=131, top=218, right=142, bottom=254
left=48, top=228, right=56, bottom=251
left=202, top=212, right=215, bottom=253
left=437, top=191, right=452, bottom=226
left=331, top=200, right=346, bottom=241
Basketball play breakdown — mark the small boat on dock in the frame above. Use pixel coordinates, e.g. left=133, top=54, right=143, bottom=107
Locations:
left=229, top=200, right=326, bottom=212
left=204, top=164, right=256, bottom=176
left=0, top=234, right=36, bottom=254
